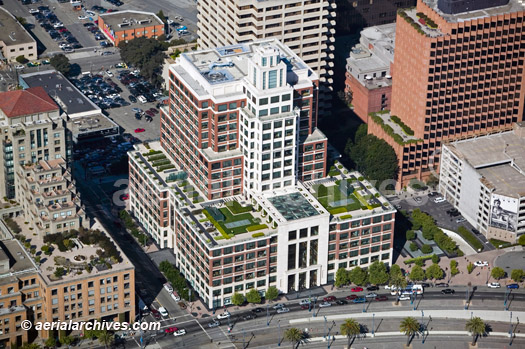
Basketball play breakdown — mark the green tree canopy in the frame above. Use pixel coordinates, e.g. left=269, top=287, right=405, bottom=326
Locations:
left=246, top=289, right=261, bottom=304
left=283, top=328, right=303, bottom=348
left=265, top=286, right=279, bottom=301
left=231, top=292, right=245, bottom=306
left=465, top=317, right=485, bottom=345
left=491, top=267, right=506, bottom=280
left=406, top=230, right=416, bottom=240
left=421, top=244, right=433, bottom=254
left=425, top=263, right=444, bottom=281
left=97, top=330, right=113, bottom=349
left=431, top=254, right=440, bottom=264
left=346, top=133, right=398, bottom=184
left=118, top=37, right=166, bottom=86
left=349, top=266, right=368, bottom=286
left=399, top=317, right=420, bottom=346
left=368, top=261, right=389, bottom=285
left=510, top=269, right=524, bottom=282
left=519, top=234, right=525, bottom=246
left=340, top=318, right=361, bottom=348
left=335, top=267, right=350, bottom=287
left=50, top=54, right=71, bottom=76
left=409, top=265, right=426, bottom=281
left=156, top=10, right=166, bottom=23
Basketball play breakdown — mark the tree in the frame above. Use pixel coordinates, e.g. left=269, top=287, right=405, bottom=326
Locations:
left=409, top=242, right=418, bottom=252
left=61, top=336, right=75, bottom=348
left=450, top=260, right=459, bottom=276
left=246, top=289, right=261, bottom=304
left=414, top=257, right=425, bottom=267
left=97, top=330, right=113, bottom=349
left=421, top=244, right=433, bottom=254
left=467, top=262, right=474, bottom=274
left=16, top=55, right=28, bottom=64
left=511, top=269, right=524, bottom=283
left=431, top=254, right=440, bottom=264
left=491, top=266, right=506, bottom=280
left=335, top=267, right=350, bottom=287
left=409, top=265, right=426, bottom=281
left=519, top=234, right=525, bottom=246
left=425, top=263, right=444, bottom=281
left=465, top=317, right=486, bottom=345
left=50, top=54, right=71, bottom=76
left=156, top=10, right=166, bottom=23
left=21, top=344, right=42, bottom=349
left=340, top=318, right=361, bottom=348
left=346, top=133, right=398, bottom=184
left=16, top=17, right=27, bottom=26
left=368, top=261, right=389, bottom=285
left=54, top=267, right=64, bottom=278
left=406, top=230, right=416, bottom=240
left=44, top=337, right=56, bottom=348
left=349, top=266, right=368, bottom=286
left=231, top=292, right=245, bottom=306
left=283, top=328, right=303, bottom=348
left=389, top=264, right=406, bottom=289
left=399, top=317, right=420, bottom=346
left=265, top=286, right=279, bottom=301
left=118, top=37, right=166, bottom=86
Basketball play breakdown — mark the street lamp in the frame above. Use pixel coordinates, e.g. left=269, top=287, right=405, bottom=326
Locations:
left=372, top=313, right=375, bottom=337
left=278, top=320, right=281, bottom=347
left=324, top=316, right=327, bottom=340
left=465, top=286, right=469, bottom=310
left=266, top=304, right=270, bottom=326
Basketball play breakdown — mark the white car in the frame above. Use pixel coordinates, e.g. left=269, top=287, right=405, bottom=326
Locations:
left=29, top=9, right=39, bottom=14
left=78, top=15, right=88, bottom=20
left=158, top=307, right=168, bottom=317
left=173, top=329, right=186, bottom=336
left=474, top=261, right=489, bottom=267
left=455, top=217, right=466, bottom=223
left=106, top=70, right=114, bottom=77
left=398, top=295, right=411, bottom=301
left=163, top=283, right=173, bottom=293
left=216, top=312, right=230, bottom=319
left=365, top=293, right=377, bottom=298
left=15, top=65, right=24, bottom=70
left=487, top=282, right=501, bottom=288
left=299, top=299, right=311, bottom=305
left=63, top=48, right=75, bottom=53
left=318, top=302, right=332, bottom=308
left=276, top=307, right=290, bottom=313
left=434, top=197, right=446, bottom=203
left=86, top=11, right=96, bottom=17
left=53, top=22, right=64, bottom=28
left=390, top=290, right=400, bottom=296
left=170, top=292, right=180, bottom=302
left=272, top=303, right=285, bottom=309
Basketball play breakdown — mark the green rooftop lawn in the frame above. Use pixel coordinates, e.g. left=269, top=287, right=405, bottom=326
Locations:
left=203, top=204, right=263, bottom=239
left=313, top=182, right=363, bottom=214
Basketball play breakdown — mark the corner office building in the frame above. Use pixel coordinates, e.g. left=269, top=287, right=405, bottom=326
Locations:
left=128, top=40, right=395, bottom=308
left=367, top=0, right=525, bottom=188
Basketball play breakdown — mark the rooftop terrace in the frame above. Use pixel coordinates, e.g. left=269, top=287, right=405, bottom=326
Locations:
left=423, top=0, right=525, bottom=23
left=370, top=111, right=421, bottom=145
left=99, top=10, right=163, bottom=31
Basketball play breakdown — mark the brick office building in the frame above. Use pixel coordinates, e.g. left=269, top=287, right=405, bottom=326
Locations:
left=368, top=0, right=525, bottom=188
left=98, top=10, right=164, bottom=46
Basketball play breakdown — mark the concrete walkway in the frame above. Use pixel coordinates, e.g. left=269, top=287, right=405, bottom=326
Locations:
left=289, top=309, right=523, bottom=324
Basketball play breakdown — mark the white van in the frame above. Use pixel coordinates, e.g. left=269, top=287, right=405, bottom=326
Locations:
left=137, top=95, right=147, bottom=104
left=171, top=292, right=181, bottom=302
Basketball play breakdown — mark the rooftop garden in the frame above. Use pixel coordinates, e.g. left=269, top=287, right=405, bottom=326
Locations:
left=141, top=149, right=176, bottom=172
left=390, top=115, right=414, bottom=136
left=202, top=201, right=268, bottom=240
left=312, top=178, right=381, bottom=216
left=370, top=111, right=421, bottom=145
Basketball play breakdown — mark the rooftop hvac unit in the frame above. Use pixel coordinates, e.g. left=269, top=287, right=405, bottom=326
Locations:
left=138, top=19, right=152, bottom=24
left=119, top=22, right=130, bottom=28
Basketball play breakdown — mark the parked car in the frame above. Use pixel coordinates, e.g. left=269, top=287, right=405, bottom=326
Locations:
left=435, top=283, right=449, bottom=287
left=455, top=217, right=466, bottom=223
left=335, top=299, right=348, bottom=305
left=345, top=295, right=358, bottom=300
left=398, top=295, right=411, bottom=301
left=353, top=297, right=366, bottom=304
left=351, top=287, right=363, bottom=292
left=158, top=307, right=168, bottom=317
left=299, top=299, right=311, bottom=305
left=164, top=327, right=178, bottom=334
left=300, top=304, right=310, bottom=310
left=15, top=65, right=24, bottom=70
left=163, top=283, right=173, bottom=293
left=129, top=95, right=137, bottom=103
left=507, top=284, right=519, bottom=289
left=434, top=197, right=446, bottom=203
left=173, top=329, right=186, bottom=336
left=323, top=296, right=336, bottom=302
left=272, top=303, right=285, bottom=310
left=365, top=293, right=377, bottom=298
left=366, top=285, right=379, bottom=291
left=375, top=295, right=388, bottom=302
left=277, top=307, right=290, bottom=313
left=441, top=289, right=455, bottom=295
left=151, top=309, right=161, bottom=320
left=134, top=128, right=145, bottom=133
left=251, top=308, right=263, bottom=313
left=487, top=282, right=501, bottom=288
left=474, top=261, right=489, bottom=267
left=216, top=312, right=230, bottom=319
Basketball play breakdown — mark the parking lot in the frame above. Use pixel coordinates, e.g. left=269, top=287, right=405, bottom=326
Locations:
left=390, top=193, right=493, bottom=250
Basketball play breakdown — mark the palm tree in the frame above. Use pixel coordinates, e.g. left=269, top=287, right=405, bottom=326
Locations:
left=465, top=316, right=486, bottom=345
left=399, top=317, right=420, bottom=346
left=340, top=318, right=361, bottom=348
left=97, top=330, right=113, bottom=349
left=283, top=327, right=303, bottom=349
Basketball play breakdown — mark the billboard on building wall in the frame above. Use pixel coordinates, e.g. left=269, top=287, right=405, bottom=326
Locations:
left=489, top=194, right=518, bottom=232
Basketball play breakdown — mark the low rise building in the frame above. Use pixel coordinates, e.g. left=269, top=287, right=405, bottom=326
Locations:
left=129, top=141, right=395, bottom=308
left=345, top=23, right=395, bottom=123
left=98, top=10, right=165, bottom=46
left=0, top=8, right=37, bottom=62
left=439, top=122, right=525, bottom=243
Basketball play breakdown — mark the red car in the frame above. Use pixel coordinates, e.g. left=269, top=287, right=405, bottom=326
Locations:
left=134, top=128, right=145, bottom=133
left=375, top=295, right=388, bottom=302
left=323, top=296, right=336, bottom=302
left=300, top=304, right=310, bottom=310
left=145, top=110, right=155, bottom=117
left=58, top=28, right=68, bottom=33
left=345, top=295, right=358, bottom=300
left=351, top=287, right=363, bottom=292
left=164, top=326, right=178, bottom=333
left=120, top=194, right=129, bottom=200
left=151, top=309, right=161, bottom=320
left=148, top=108, right=159, bottom=114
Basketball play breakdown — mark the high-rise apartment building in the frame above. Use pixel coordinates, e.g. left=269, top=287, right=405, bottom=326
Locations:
left=0, top=88, right=66, bottom=199
left=163, top=40, right=327, bottom=200
left=128, top=40, right=396, bottom=307
left=197, top=0, right=336, bottom=115
left=368, top=0, right=525, bottom=188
